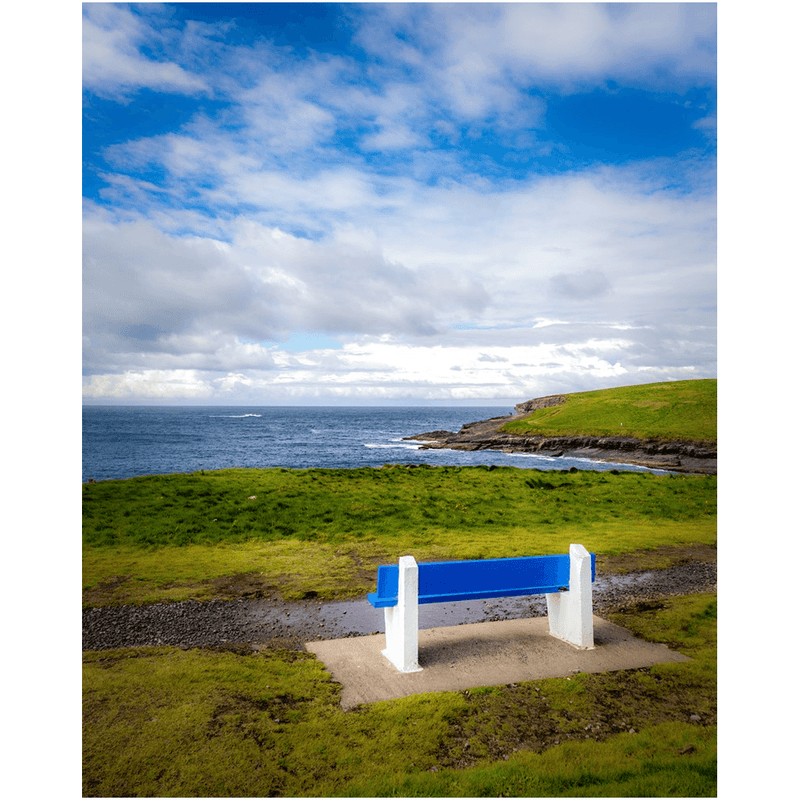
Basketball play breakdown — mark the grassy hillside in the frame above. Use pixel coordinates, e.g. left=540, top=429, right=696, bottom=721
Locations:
left=501, top=379, right=716, bottom=442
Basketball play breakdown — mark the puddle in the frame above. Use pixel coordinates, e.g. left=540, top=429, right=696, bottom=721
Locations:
left=243, top=564, right=715, bottom=642
left=245, top=594, right=549, bottom=638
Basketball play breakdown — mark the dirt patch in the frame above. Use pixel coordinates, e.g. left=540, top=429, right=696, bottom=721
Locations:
left=434, top=664, right=715, bottom=771
left=200, top=572, right=288, bottom=600
left=83, top=575, right=133, bottom=606
left=342, top=549, right=389, bottom=586
left=597, top=543, right=716, bottom=575
left=83, top=571, right=303, bottom=608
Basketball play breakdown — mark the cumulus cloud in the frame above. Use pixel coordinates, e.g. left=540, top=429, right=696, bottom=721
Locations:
left=82, top=207, right=492, bottom=378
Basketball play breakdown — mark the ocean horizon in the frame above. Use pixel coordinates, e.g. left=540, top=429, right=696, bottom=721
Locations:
left=82, top=405, right=664, bottom=483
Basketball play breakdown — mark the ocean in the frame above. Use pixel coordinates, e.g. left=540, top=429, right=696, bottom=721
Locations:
left=82, top=405, right=661, bottom=483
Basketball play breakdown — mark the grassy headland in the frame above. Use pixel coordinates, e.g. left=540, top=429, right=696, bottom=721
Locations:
left=502, top=379, right=716, bottom=442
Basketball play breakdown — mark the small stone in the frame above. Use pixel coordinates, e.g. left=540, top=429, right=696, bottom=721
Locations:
left=689, top=714, right=701, bottom=722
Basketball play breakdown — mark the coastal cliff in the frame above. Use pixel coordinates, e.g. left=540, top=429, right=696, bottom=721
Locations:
left=404, top=394, right=717, bottom=474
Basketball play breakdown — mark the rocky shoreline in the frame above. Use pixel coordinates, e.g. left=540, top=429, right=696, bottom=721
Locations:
left=404, top=397, right=716, bottom=475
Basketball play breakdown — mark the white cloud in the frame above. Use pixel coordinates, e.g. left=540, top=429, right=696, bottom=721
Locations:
left=82, top=209, right=492, bottom=374
left=83, top=370, right=215, bottom=399
left=83, top=148, right=715, bottom=399
left=354, top=3, right=715, bottom=113
left=82, top=4, right=209, bottom=99
left=83, top=325, right=712, bottom=404
left=236, top=68, right=340, bottom=153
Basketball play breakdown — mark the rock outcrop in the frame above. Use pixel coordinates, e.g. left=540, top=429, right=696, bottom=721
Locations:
left=404, top=402, right=716, bottom=474
left=514, top=395, right=566, bottom=415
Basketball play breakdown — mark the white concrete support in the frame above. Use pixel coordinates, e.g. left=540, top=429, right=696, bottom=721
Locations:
left=382, top=556, right=423, bottom=672
left=545, top=543, right=595, bottom=649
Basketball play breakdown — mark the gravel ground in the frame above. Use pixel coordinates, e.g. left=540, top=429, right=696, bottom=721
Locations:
left=83, top=561, right=716, bottom=652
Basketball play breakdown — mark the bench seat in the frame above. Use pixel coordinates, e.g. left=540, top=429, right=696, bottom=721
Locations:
left=367, top=553, right=595, bottom=608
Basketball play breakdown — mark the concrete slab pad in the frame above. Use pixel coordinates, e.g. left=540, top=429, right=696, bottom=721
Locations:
left=305, top=615, right=690, bottom=710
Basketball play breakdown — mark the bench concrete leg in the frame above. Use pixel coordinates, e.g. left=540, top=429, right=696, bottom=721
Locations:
left=382, top=556, right=423, bottom=672
left=545, top=543, right=595, bottom=649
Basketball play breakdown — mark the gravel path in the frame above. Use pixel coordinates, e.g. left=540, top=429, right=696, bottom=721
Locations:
left=83, top=561, right=716, bottom=652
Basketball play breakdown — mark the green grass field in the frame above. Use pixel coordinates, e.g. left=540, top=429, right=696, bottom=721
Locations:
left=83, top=593, right=716, bottom=797
left=83, top=466, right=716, bottom=605
left=502, top=379, right=716, bottom=442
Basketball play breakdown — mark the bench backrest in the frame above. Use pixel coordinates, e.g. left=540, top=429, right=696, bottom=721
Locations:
left=369, top=553, right=596, bottom=608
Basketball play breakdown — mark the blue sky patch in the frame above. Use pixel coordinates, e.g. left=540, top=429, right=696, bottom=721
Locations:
left=544, top=88, right=713, bottom=163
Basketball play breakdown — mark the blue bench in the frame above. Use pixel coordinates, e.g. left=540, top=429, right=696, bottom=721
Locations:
left=368, top=553, right=595, bottom=607
left=368, top=544, right=596, bottom=672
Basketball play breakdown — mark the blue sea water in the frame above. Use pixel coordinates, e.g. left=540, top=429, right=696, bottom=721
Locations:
left=82, top=406, right=662, bottom=483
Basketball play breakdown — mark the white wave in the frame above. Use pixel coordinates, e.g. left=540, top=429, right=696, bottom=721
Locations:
left=499, top=451, right=562, bottom=461
left=364, top=442, right=421, bottom=450
left=499, top=451, right=653, bottom=471
left=209, top=413, right=262, bottom=418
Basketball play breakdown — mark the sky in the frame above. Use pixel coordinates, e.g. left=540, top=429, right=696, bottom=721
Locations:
left=82, top=2, right=717, bottom=406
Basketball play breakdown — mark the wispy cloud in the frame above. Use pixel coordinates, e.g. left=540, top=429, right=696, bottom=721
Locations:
left=82, top=4, right=211, bottom=99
